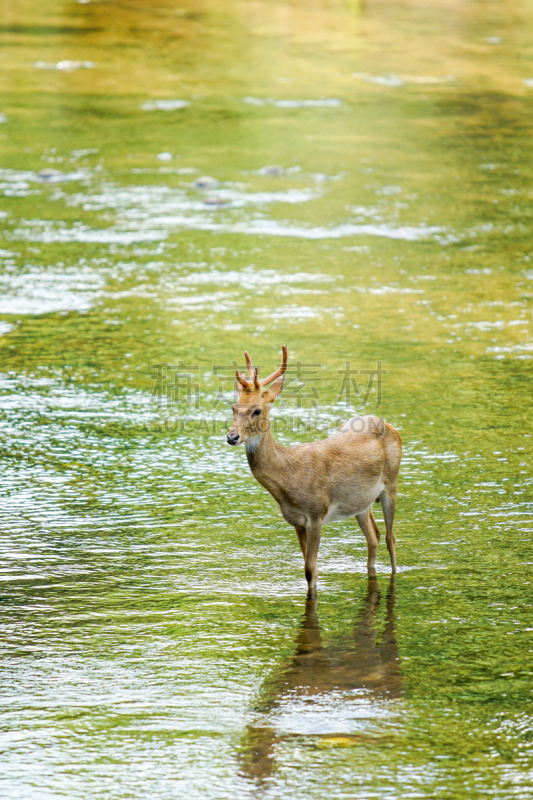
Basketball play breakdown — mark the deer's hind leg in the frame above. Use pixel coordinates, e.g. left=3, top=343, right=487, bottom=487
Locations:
left=379, top=485, right=397, bottom=573
left=294, top=525, right=307, bottom=559
left=304, top=522, right=322, bottom=599
left=369, top=509, right=381, bottom=543
left=356, top=509, right=380, bottom=576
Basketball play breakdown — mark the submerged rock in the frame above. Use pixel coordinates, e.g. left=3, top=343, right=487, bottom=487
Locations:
left=35, top=169, right=82, bottom=183
left=36, top=169, right=66, bottom=182
left=260, top=165, right=284, bottom=176
left=202, top=196, right=228, bottom=206
left=193, top=175, right=220, bottom=189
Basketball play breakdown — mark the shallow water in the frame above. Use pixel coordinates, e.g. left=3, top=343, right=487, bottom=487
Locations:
left=0, top=0, right=532, bottom=797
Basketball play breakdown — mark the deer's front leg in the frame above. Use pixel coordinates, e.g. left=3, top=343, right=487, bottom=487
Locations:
left=304, top=522, right=322, bottom=599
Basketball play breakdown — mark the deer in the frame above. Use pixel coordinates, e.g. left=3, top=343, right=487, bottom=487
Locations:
left=226, top=345, right=402, bottom=598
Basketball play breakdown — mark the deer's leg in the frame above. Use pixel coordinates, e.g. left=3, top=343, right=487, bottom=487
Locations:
left=369, top=509, right=381, bottom=542
left=356, top=509, right=379, bottom=575
left=294, top=525, right=307, bottom=559
left=304, top=522, right=322, bottom=599
left=379, top=486, right=397, bottom=573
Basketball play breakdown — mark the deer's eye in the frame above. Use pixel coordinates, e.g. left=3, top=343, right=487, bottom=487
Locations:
left=252, top=408, right=261, bottom=417
left=231, top=406, right=236, bottom=413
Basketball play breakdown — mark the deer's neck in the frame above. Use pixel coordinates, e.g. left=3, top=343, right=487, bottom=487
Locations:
left=245, top=428, right=287, bottom=481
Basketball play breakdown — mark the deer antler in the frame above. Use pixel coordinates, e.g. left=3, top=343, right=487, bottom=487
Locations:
left=236, top=350, right=259, bottom=390
left=260, top=345, right=288, bottom=387
left=236, top=370, right=250, bottom=389
left=244, top=351, right=255, bottom=379
left=236, top=345, right=287, bottom=391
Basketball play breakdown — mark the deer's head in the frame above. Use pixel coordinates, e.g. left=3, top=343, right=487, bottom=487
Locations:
left=227, top=345, right=288, bottom=446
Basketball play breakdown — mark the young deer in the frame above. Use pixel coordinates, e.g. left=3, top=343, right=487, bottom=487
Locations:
left=226, top=346, right=402, bottom=598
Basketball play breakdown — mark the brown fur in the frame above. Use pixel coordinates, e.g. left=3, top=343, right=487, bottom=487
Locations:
left=227, top=346, right=402, bottom=597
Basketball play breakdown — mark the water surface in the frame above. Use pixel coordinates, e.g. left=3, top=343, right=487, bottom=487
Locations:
left=0, top=0, right=532, bottom=797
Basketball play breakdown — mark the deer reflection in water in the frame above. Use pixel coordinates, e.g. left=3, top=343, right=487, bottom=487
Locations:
left=239, top=576, right=402, bottom=784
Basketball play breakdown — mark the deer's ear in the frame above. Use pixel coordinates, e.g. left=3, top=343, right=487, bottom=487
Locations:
left=261, top=375, right=284, bottom=405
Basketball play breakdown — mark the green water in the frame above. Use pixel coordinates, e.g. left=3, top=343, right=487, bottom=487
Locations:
left=0, top=0, right=532, bottom=796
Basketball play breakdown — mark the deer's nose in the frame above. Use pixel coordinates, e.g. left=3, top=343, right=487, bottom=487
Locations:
left=227, top=432, right=240, bottom=446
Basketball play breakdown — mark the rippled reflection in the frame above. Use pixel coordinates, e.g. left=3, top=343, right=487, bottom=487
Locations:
left=239, top=576, right=401, bottom=784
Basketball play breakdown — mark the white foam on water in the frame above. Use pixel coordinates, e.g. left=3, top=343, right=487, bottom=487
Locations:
left=486, top=343, right=533, bottom=354
left=65, top=183, right=318, bottom=215
left=219, top=188, right=316, bottom=206
left=71, top=148, right=99, bottom=158
left=13, top=217, right=442, bottom=244
left=353, top=73, right=405, bottom=87
left=353, top=73, right=455, bottom=86
left=34, top=60, right=94, bottom=70
left=468, top=320, right=505, bottom=330
left=0, top=322, right=15, bottom=335
left=169, top=290, right=240, bottom=312
left=0, top=267, right=105, bottom=314
left=177, top=267, right=334, bottom=288
left=256, top=304, right=343, bottom=321
left=140, top=100, right=190, bottom=111
left=0, top=168, right=36, bottom=197
left=244, top=97, right=342, bottom=107
left=376, top=185, right=402, bottom=196
left=190, top=218, right=442, bottom=241
left=357, top=285, right=424, bottom=295
left=7, top=169, right=443, bottom=244
left=11, top=222, right=167, bottom=245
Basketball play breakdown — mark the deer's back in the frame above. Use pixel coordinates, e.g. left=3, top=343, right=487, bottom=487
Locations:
left=334, top=415, right=402, bottom=481
left=287, top=415, right=401, bottom=488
